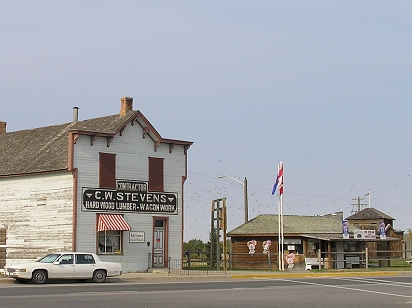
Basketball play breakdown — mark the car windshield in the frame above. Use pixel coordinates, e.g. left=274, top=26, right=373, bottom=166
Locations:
left=36, top=254, right=61, bottom=263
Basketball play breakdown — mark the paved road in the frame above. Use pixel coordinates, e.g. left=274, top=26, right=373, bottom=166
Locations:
left=0, top=275, right=411, bottom=307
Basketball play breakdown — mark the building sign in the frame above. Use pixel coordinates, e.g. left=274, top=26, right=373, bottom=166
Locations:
left=129, top=231, right=145, bottom=243
left=82, top=180, right=178, bottom=214
left=285, top=239, right=301, bottom=244
left=354, top=230, right=376, bottom=239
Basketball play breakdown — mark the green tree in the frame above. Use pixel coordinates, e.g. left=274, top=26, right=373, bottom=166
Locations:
left=183, top=239, right=207, bottom=257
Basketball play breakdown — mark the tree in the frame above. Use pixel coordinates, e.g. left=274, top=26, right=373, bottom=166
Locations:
left=183, top=239, right=207, bottom=256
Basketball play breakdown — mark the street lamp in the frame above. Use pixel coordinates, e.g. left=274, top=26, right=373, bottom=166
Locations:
left=218, top=175, right=248, bottom=223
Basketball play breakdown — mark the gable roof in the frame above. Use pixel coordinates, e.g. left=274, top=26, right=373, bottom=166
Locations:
left=0, top=110, right=192, bottom=177
left=228, top=214, right=344, bottom=236
left=345, top=207, right=394, bottom=221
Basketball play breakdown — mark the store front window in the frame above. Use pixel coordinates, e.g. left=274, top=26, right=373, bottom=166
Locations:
left=96, top=214, right=131, bottom=255
left=98, top=231, right=122, bottom=254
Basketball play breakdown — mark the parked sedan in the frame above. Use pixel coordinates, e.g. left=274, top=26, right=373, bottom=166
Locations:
left=3, top=252, right=122, bottom=284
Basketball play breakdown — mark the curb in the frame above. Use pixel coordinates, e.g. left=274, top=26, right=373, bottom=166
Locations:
left=230, top=271, right=401, bottom=279
left=1, top=270, right=409, bottom=284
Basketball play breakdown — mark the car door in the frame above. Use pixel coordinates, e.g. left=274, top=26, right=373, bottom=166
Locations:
left=50, top=254, right=75, bottom=279
left=74, top=253, right=96, bottom=278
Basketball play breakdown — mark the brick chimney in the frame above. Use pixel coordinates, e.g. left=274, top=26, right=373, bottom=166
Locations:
left=120, top=97, right=133, bottom=116
left=0, top=121, right=6, bottom=134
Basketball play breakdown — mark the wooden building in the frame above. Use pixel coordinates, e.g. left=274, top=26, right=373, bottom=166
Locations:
left=228, top=211, right=402, bottom=270
left=346, top=207, right=404, bottom=259
left=0, top=97, right=193, bottom=272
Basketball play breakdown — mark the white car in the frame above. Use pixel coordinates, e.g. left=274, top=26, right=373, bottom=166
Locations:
left=3, top=252, right=122, bottom=284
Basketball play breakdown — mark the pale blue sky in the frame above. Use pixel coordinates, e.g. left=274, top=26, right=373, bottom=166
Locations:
left=2, top=1, right=411, bottom=241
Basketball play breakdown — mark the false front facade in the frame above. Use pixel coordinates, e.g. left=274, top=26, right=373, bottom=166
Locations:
left=0, top=97, right=192, bottom=272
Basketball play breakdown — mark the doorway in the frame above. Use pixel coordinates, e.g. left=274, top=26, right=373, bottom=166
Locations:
left=153, top=219, right=168, bottom=267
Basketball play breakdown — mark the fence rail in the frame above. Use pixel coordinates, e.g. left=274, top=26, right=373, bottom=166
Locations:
left=317, top=249, right=412, bottom=269
left=168, top=257, right=226, bottom=275
left=164, top=249, right=412, bottom=274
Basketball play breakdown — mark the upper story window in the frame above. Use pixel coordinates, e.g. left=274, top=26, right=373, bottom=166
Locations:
left=99, top=152, right=116, bottom=189
left=149, top=157, right=164, bottom=192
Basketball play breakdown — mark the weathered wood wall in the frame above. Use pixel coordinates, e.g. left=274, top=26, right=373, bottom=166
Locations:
left=0, top=172, right=73, bottom=265
left=231, top=237, right=278, bottom=269
left=0, top=229, right=5, bottom=269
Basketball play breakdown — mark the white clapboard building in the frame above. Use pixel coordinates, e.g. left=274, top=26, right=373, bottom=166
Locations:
left=0, top=97, right=192, bottom=272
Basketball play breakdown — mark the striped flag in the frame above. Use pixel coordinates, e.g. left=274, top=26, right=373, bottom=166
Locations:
left=272, top=161, right=284, bottom=195
left=271, top=178, right=279, bottom=195
left=278, top=162, right=284, bottom=195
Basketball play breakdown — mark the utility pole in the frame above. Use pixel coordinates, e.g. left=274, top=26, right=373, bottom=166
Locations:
left=210, top=198, right=227, bottom=271
left=218, top=175, right=249, bottom=223
left=351, top=197, right=367, bottom=214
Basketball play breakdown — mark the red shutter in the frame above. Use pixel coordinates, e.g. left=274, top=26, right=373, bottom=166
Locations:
left=149, top=157, right=164, bottom=191
left=99, top=153, right=116, bottom=189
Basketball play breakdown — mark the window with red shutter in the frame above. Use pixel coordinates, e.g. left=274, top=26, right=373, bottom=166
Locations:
left=148, top=157, right=164, bottom=192
left=99, top=152, right=116, bottom=189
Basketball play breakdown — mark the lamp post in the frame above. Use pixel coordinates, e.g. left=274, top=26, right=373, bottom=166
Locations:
left=218, top=175, right=248, bottom=223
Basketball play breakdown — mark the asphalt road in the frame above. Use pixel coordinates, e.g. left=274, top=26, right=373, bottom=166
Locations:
left=0, top=275, right=411, bottom=308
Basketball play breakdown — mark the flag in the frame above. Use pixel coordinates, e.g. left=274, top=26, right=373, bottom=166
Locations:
left=278, top=162, right=283, bottom=195
left=271, top=177, right=279, bottom=195
left=272, top=161, right=284, bottom=195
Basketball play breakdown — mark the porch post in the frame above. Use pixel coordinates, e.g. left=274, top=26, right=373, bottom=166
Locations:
left=326, top=242, right=332, bottom=269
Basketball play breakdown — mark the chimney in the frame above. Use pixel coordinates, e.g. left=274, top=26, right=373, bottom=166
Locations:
left=120, top=97, right=133, bottom=116
left=73, top=107, right=79, bottom=122
left=0, top=121, right=6, bottom=134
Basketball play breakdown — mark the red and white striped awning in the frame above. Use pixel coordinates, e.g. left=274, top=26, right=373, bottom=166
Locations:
left=97, top=214, right=131, bottom=232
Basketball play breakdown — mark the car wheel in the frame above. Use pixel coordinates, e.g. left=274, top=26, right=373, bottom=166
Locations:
left=32, top=270, right=48, bottom=284
left=92, top=269, right=107, bottom=283
left=15, top=278, right=29, bottom=284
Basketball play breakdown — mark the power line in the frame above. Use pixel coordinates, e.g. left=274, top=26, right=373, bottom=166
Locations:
left=351, top=197, right=367, bottom=214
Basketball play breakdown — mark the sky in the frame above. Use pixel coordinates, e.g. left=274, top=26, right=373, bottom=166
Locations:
left=1, top=1, right=412, bottom=242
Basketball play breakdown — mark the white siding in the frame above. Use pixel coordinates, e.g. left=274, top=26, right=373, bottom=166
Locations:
left=74, top=121, right=187, bottom=271
left=0, top=172, right=73, bottom=266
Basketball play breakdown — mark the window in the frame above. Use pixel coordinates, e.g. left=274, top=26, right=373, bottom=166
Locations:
left=307, top=241, right=318, bottom=255
left=149, top=157, right=164, bottom=191
left=99, top=152, right=116, bottom=189
left=98, top=231, right=122, bottom=254
left=154, top=220, right=165, bottom=228
left=76, top=254, right=96, bottom=264
left=58, top=254, right=74, bottom=264
left=38, top=254, right=61, bottom=263
left=96, top=214, right=130, bottom=255
left=344, top=242, right=363, bottom=253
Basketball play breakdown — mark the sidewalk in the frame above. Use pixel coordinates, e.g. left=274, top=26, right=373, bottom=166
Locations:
left=117, top=268, right=409, bottom=282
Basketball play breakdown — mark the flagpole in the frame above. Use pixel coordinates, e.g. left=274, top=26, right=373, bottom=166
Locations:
left=368, top=189, right=371, bottom=208
left=280, top=191, right=284, bottom=271
left=278, top=189, right=281, bottom=271
left=280, top=161, right=284, bottom=271
left=277, top=163, right=281, bottom=271
left=273, top=161, right=284, bottom=271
